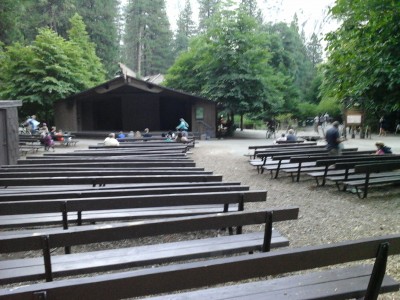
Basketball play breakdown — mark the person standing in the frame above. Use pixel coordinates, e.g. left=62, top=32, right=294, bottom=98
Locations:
left=379, top=116, right=386, bottom=136
left=325, top=121, right=344, bottom=155
left=313, top=115, right=319, bottom=134
left=176, top=118, right=189, bottom=131
left=26, top=115, right=40, bottom=134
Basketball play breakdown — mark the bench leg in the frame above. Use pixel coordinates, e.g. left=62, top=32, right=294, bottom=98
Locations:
left=262, top=211, right=273, bottom=252
left=363, top=242, right=389, bottom=300
left=41, top=235, right=53, bottom=282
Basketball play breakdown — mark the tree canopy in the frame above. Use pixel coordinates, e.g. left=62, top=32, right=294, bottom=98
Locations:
left=0, top=14, right=106, bottom=120
left=165, top=7, right=285, bottom=119
left=322, top=0, right=400, bottom=114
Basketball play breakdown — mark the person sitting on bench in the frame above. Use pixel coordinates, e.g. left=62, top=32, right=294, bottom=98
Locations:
left=286, top=129, right=297, bottom=141
left=375, top=141, right=392, bottom=155
left=104, top=133, right=119, bottom=146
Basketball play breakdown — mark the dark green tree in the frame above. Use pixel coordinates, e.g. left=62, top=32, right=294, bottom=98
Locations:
left=0, top=0, right=24, bottom=44
left=322, top=0, right=400, bottom=113
left=74, top=0, right=120, bottom=78
left=239, top=0, right=263, bottom=22
left=165, top=8, right=285, bottom=126
left=20, top=0, right=76, bottom=42
left=67, top=13, right=106, bottom=85
left=123, top=0, right=173, bottom=77
left=0, top=16, right=106, bottom=120
left=306, top=32, right=323, bottom=68
left=173, top=0, right=196, bottom=56
left=197, top=0, right=221, bottom=32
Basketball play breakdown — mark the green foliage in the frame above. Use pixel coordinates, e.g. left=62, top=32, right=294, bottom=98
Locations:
left=264, top=21, right=319, bottom=107
left=165, top=7, right=285, bottom=118
left=198, top=0, right=221, bottom=32
left=74, top=0, right=120, bottom=78
left=0, top=0, right=24, bottom=44
left=297, top=102, right=318, bottom=120
left=123, top=0, right=174, bottom=76
left=173, top=0, right=196, bottom=56
left=0, top=16, right=106, bottom=120
left=323, top=0, right=400, bottom=113
left=68, top=13, right=106, bottom=85
left=316, top=97, right=341, bottom=118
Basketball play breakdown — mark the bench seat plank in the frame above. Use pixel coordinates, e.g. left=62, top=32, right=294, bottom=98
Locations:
left=148, top=265, right=398, bottom=300
left=0, top=231, right=288, bottom=284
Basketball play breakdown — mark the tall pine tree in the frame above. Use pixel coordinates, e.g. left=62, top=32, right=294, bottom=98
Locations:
left=123, top=0, right=173, bottom=77
left=74, top=0, right=120, bottom=78
left=198, top=0, right=220, bottom=33
left=174, top=0, right=196, bottom=57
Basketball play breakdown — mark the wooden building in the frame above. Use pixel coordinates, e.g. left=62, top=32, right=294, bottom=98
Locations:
left=54, top=64, right=217, bottom=137
left=0, top=100, right=22, bottom=165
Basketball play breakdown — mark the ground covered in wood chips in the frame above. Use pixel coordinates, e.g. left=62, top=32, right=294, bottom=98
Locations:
left=2, top=129, right=400, bottom=299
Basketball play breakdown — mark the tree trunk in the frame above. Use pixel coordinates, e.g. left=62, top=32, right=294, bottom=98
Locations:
left=240, top=114, right=243, bottom=131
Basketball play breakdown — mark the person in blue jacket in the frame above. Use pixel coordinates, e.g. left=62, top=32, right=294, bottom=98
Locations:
left=176, top=118, right=189, bottom=131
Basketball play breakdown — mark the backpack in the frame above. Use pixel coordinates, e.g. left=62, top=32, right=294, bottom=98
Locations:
left=382, top=146, right=392, bottom=154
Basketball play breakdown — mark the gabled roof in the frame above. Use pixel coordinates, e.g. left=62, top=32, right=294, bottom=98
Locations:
left=58, top=63, right=212, bottom=103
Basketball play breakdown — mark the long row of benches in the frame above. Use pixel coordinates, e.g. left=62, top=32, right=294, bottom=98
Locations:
left=248, top=142, right=400, bottom=198
left=0, top=138, right=302, bottom=297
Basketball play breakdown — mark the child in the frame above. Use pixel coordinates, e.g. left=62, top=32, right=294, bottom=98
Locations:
left=43, top=133, right=55, bottom=151
left=375, top=142, right=392, bottom=155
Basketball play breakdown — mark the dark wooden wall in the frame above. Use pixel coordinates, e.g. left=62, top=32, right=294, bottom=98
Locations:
left=0, top=100, right=22, bottom=165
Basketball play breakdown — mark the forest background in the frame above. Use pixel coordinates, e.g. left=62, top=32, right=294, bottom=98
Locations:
left=0, top=0, right=399, bottom=131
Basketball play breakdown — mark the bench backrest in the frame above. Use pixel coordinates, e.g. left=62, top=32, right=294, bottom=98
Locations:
left=286, top=151, right=377, bottom=164
left=257, top=147, right=359, bottom=159
left=2, top=233, right=398, bottom=300
left=0, top=170, right=213, bottom=179
left=42, top=149, right=188, bottom=156
left=248, top=142, right=317, bottom=150
left=18, top=157, right=191, bottom=164
left=0, top=190, right=267, bottom=217
left=332, top=156, right=400, bottom=169
left=354, top=161, right=400, bottom=174
left=317, top=155, right=400, bottom=167
left=1, top=208, right=298, bottom=253
left=0, top=184, right=249, bottom=202
left=0, top=174, right=223, bottom=187
left=8, top=161, right=197, bottom=168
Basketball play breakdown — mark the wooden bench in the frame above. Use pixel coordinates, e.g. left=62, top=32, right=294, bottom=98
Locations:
left=247, top=142, right=317, bottom=159
left=43, top=146, right=190, bottom=156
left=0, top=181, right=244, bottom=197
left=279, top=150, right=377, bottom=182
left=2, top=233, right=399, bottom=299
left=259, top=148, right=360, bottom=178
left=5, top=161, right=197, bottom=168
left=0, top=208, right=298, bottom=285
left=0, top=190, right=267, bottom=228
left=0, top=182, right=248, bottom=201
left=17, top=156, right=191, bottom=164
left=316, top=155, right=400, bottom=187
left=0, top=169, right=213, bottom=179
left=249, top=146, right=328, bottom=173
left=342, top=161, right=400, bottom=198
left=0, top=174, right=223, bottom=188
left=275, top=139, right=306, bottom=144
